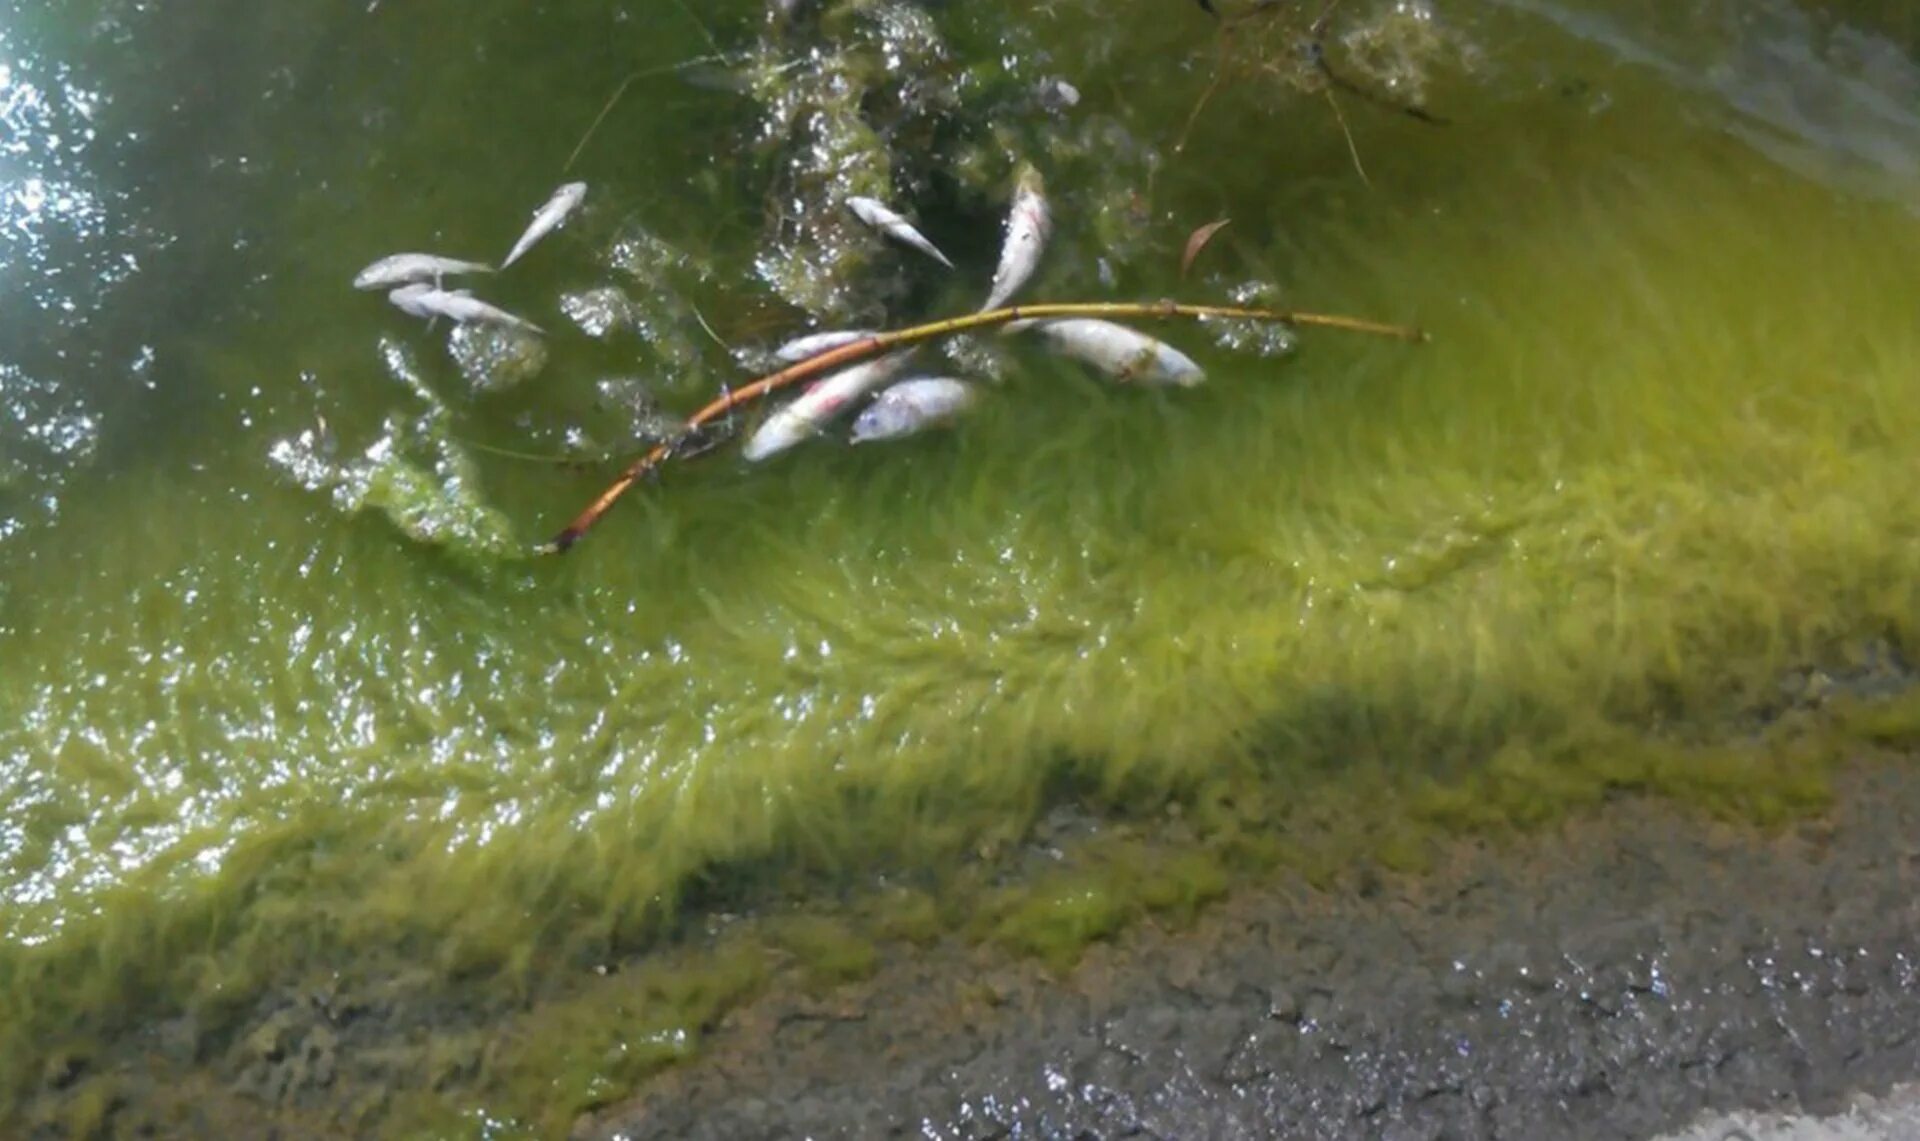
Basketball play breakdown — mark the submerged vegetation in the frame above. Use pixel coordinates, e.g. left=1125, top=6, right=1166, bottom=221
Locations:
left=4, top=0, right=1920, bottom=1135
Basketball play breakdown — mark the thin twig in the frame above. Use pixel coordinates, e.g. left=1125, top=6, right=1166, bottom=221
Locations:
left=687, top=300, right=734, bottom=355
left=540, top=298, right=1427, bottom=554
left=1324, top=87, right=1371, bottom=187
left=1174, top=67, right=1229, bottom=158
left=564, top=52, right=748, bottom=173
left=463, top=439, right=601, bottom=466
left=1311, top=0, right=1346, bottom=38
left=1173, top=14, right=1236, bottom=158
left=666, top=0, right=721, bottom=52
left=565, top=73, right=640, bottom=174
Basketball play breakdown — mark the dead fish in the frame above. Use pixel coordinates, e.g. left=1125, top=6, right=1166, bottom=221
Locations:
left=1018, top=318, right=1202, bottom=386
left=847, top=197, right=954, bottom=269
left=773, top=329, right=878, bottom=365
left=502, top=181, right=587, bottom=269
left=388, top=283, right=544, bottom=334
left=850, top=377, right=979, bottom=443
left=741, top=351, right=914, bottom=461
left=981, top=164, right=1051, bottom=311
left=353, top=253, right=494, bottom=291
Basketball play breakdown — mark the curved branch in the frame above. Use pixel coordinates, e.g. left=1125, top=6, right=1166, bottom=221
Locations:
left=540, top=299, right=1426, bottom=555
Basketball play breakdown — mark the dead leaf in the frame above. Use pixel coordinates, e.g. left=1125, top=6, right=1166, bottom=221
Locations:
left=1179, top=218, right=1232, bottom=279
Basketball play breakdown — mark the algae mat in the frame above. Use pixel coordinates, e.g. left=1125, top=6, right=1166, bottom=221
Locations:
left=2, top=0, right=1919, bottom=1134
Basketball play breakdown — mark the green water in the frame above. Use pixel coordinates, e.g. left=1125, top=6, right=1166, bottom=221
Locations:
left=4, top=0, right=1920, bottom=1133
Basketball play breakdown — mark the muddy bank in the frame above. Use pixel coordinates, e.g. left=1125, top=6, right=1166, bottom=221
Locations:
left=586, top=758, right=1920, bottom=1140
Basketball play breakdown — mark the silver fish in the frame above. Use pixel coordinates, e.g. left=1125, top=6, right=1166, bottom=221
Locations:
left=741, top=351, right=914, bottom=461
left=773, top=329, right=878, bottom=365
left=501, top=181, right=587, bottom=269
left=1018, top=319, right=1202, bottom=386
left=353, top=253, right=494, bottom=291
left=388, top=283, right=544, bottom=334
left=850, top=377, right=979, bottom=443
left=847, top=196, right=954, bottom=269
left=981, top=164, right=1050, bottom=311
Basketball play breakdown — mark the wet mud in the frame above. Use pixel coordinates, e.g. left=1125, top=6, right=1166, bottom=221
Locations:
left=585, top=759, right=1920, bottom=1141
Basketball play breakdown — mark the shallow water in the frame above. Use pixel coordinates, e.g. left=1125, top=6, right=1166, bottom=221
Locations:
left=3, top=0, right=1919, bottom=1132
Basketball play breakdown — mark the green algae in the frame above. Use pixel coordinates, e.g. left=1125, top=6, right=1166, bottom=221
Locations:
left=366, top=942, right=774, bottom=1140
left=768, top=915, right=880, bottom=985
left=992, top=881, right=1135, bottom=972
left=5, top=0, right=1920, bottom=1135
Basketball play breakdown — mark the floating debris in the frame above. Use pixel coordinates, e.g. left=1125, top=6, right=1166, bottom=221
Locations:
left=560, top=285, right=643, bottom=340
left=1338, top=0, right=1462, bottom=113
left=596, top=376, right=690, bottom=445
left=1198, top=280, right=1300, bottom=358
left=937, top=332, right=1015, bottom=383
left=268, top=416, right=519, bottom=564
left=352, top=253, right=493, bottom=291
left=847, top=196, right=954, bottom=269
left=269, top=339, right=519, bottom=563
left=741, top=2, right=962, bottom=316
left=1014, top=318, right=1204, bottom=387
left=982, top=164, right=1050, bottom=311
left=603, top=221, right=717, bottom=287
left=502, top=181, right=587, bottom=269
left=1198, top=314, right=1298, bottom=359
left=447, top=322, right=549, bottom=394
left=850, top=376, right=979, bottom=443
left=741, top=351, right=914, bottom=461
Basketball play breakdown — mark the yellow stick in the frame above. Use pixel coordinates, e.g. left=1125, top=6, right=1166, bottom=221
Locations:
left=540, top=299, right=1426, bottom=554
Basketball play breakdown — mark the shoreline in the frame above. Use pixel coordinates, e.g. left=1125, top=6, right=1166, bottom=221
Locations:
left=19, top=682, right=1920, bottom=1138
left=585, top=756, right=1920, bottom=1139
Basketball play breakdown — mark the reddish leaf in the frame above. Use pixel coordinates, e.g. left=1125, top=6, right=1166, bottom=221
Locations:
left=1180, top=218, right=1232, bottom=279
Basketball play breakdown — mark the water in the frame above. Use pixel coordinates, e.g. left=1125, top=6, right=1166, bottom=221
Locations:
left=3, top=0, right=1920, bottom=1133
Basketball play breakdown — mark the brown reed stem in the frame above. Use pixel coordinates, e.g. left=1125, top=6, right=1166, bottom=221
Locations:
left=540, top=299, right=1426, bottom=554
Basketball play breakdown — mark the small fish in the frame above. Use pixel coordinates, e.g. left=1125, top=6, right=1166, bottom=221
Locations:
left=388, top=283, right=544, bottom=334
left=742, top=352, right=913, bottom=461
left=502, top=181, right=587, bottom=269
left=850, top=377, right=979, bottom=444
left=353, top=253, right=494, bottom=291
left=772, top=329, right=878, bottom=365
left=846, top=197, right=954, bottom=269
left=981, top=164, right=1051, bottom=311
left=1018, top=318, right=1203, bottom=386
